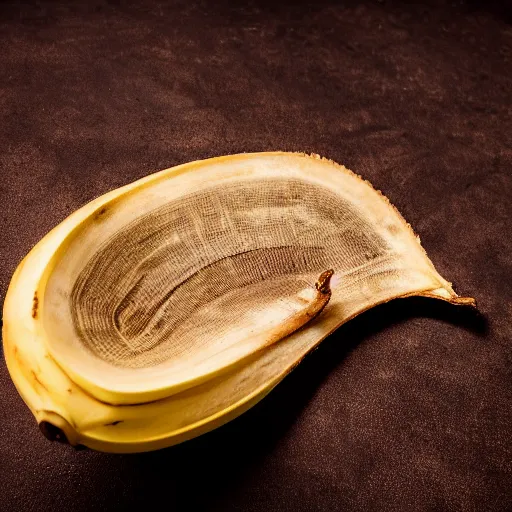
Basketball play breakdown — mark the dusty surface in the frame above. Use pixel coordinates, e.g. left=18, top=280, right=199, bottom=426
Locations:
left=0, top=1, right=511, bottom=511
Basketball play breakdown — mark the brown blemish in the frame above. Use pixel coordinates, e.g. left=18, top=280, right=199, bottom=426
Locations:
left=95, top=206, right=108, bottom=220
left=32, top=291, right=39, bottom=319
left=67, top=388, right=73, bottom=394
left=104, top=420, right=124, bottom=426
left=31, top=370, right=48, bottom=392
left=13, top=346, right=22, bottom=365
left=387, top=223, right=400, bottom=235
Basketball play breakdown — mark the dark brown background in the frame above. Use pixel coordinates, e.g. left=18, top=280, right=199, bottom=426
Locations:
left=1, top=1, right=511, bottom=511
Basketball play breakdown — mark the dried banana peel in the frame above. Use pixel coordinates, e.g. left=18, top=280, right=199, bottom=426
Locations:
left=2, top=152, right=474, bottom=453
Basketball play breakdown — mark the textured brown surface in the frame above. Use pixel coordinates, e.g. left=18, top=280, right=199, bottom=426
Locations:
left=0, top=1, right=511, bottom=511
left=67, top=176, right=386, bottom=368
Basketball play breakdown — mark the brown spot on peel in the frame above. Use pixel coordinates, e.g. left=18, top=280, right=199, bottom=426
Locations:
left=31, top=370, right=48, bottom=392
left=32, top=291, right=39, bottom=319
left=95, top=206, right=108, bottom=220
left=104, top=420, right=124, bottom=426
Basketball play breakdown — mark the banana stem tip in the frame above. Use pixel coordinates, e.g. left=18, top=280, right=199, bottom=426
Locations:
left=315, top=269, right=334, bottom=294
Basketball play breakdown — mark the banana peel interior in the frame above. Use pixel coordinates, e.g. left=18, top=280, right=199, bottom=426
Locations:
left=2, top=152, right=475, bottom=453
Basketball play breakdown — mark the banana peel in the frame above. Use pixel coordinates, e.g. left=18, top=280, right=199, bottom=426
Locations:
left=2, top=152, right=475, bottom=453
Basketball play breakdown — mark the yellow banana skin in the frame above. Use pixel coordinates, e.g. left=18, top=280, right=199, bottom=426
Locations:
left=2, top=152, right=473, bottom=453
